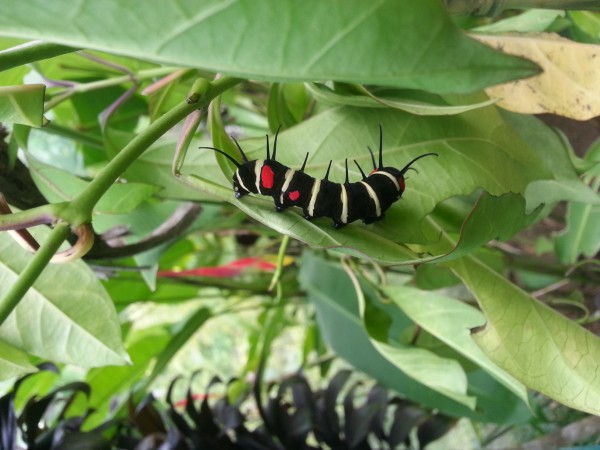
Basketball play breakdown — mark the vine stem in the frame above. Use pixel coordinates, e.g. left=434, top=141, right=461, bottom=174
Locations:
left=44, top=67, right=179, bottom=111
left=268, top=234, right=290, bottom=292
left=0, top=41, right=77, bottom=72
left=0, top=75, right=243, bottom=327
left=66, top=76, right=242, bottom=225
left=0, top=222, right=71, bottom=325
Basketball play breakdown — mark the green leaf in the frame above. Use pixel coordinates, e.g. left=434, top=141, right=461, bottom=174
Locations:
left=452, top=256, right=600, bottom=416
left=473, top=10, right=566, bottom=33
left=425, top=192, right=542, bottom=264
left=358, top=280, right=472, bottom=408
left=27, top=156, right=161, bottom=214
left=299, top=252, right=506, bottom=421
left=0, top=84, right=45, bottom=127
left=569, top=11, right=600, bottom=41
left=201, top=103, right=556, bottom=262
left=554, top=162, right=600, bottom=263
left=467, top=369, right=532, bottom=424
left=525, top=179, right=600, bottom=211
left=0, top=0, right=538, bottom=94
left=0, top=228, right=129, bottom=367
left=0, top=338, right=37, bottom=381
left=103, top=277, right=201, bottom=308
left=306, top=82, right=498, bottom=115
left=267, top=83, right=311, bottom=130
left=555, top=197, right=600, bottom=263
left=381, top=285, right=529, bottom=408
left=502, top=110, right=577, bottom=177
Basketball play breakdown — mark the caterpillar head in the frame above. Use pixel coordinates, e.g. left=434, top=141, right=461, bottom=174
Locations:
left=366, top=126, right=437, bottom=195
left=200, top=136, right=253, bottom=199
left=374, top=153, right=438, bottom=195
left=232, top=165, right=253, bottom=199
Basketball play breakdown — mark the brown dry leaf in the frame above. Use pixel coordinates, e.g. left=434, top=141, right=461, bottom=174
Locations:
left=472, top=33, right=600, bottom=120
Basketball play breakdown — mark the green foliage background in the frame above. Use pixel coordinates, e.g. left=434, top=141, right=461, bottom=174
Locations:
left=0, top=0, right=599, bottom=446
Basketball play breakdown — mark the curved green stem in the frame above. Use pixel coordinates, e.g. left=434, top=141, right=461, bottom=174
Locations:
left=44, top=67, right=180, bottom=110
left=0, top=41, right=78, bottom=72
left=0, top=75, right=243, bottom=328
left=0, top=222, right=71, bottom=324
left=0, top=203, right=67, bottom=231
left=268, top=235, right=290, bottom=292
left=65, top=76, right=242, bottom=225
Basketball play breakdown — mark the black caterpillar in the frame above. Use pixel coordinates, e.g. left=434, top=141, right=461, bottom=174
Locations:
left=203, top=126, right=437, bottom=229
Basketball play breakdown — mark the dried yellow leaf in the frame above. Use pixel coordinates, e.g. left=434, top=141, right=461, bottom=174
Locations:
left=472, top=33, right=600, bottom=120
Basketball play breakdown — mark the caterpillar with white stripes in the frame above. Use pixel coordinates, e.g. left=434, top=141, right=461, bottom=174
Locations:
left=203, top=126, right=437, bottom=229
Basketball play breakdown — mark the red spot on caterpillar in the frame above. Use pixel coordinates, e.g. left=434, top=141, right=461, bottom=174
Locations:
left=288, top=190, right=300, bottom=201
left=399, top=177, right=405, bottom=192
left=369, top=169, right=378, bottom=175
left=261, top=164, right=275, bottom=189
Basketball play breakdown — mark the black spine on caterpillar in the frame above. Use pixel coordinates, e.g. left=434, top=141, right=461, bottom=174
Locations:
left=201, top=126, right=437, bottom=229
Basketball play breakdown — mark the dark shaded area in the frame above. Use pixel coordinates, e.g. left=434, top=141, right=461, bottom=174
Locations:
left=0, top=124, right=202, bottom=261
left=0, top=124, right=48, bottom=210
left=0, top=366, right=454, bottom=450
left=539, top=114, right=600, bottom=156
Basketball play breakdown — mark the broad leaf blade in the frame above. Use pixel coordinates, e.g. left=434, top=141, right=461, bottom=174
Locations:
left=452, top=256, right=600, bottom=416
left=422, top=192, right=542, bottom=264
left=202, top=104, right=555, bottom=262
left=299, top=252, right=503, bottom=420
left=0, top=229, right=129, bottom=367
left=0, top=0, right=538, bottom=94
left=382, top=285, right=529, bottom=407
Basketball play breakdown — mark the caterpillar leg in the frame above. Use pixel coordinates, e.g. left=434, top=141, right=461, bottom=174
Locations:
left=332, top=221, right=346, bottom=229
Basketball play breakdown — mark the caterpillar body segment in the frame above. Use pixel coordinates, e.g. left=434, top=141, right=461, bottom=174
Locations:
left=203, top=126, right=437, bottom=229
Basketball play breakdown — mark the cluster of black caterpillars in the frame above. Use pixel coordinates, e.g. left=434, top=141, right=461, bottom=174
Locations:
left=202, top=126, right=437, bottom=229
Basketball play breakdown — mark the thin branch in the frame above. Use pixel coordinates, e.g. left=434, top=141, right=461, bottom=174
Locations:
left=85, top=202, right=202, bottom=259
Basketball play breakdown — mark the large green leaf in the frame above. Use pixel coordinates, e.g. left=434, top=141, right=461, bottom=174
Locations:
left=0, top=228, right=129, bottom=367
left=356, top=276, right=473, bottom=408
left=381, top=285, right=529, bottom=408
left=299, top=252, right=523, bottom=422
left=452, top=256, right=600, bottom=416
left=198, top=103, right=559, bottom=262
left=0, top=1, right=538, bottom=94
left=421, top=191, right=542, bottom=264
